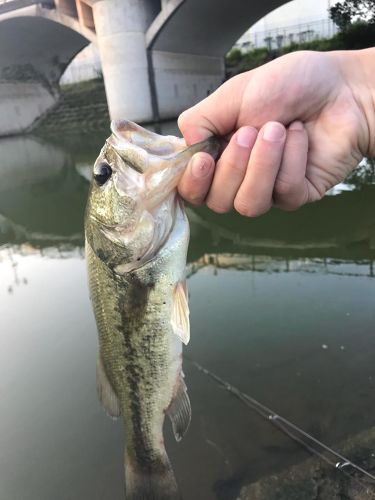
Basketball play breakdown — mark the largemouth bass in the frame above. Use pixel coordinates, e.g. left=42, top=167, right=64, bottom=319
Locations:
left=85, top=120, right=219, bottom=499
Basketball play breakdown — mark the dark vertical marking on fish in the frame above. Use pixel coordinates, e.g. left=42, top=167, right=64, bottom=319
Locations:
left=119, top=272, right=165, bottom=471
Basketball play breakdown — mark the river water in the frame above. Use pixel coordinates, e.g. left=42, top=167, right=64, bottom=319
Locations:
left=1, top=124, right=375, bottom=500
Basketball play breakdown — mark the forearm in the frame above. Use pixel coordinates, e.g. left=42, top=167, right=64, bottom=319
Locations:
left=335, top=48, right=375, bottom=157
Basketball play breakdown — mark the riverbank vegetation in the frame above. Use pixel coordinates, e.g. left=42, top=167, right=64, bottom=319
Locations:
left=226, top=0, right=375, bottom=182
left=226, top=0, right=375, bottom=76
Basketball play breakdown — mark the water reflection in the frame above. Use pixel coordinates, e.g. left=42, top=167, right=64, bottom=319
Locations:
left=2, top=134, right=375, bottom=260
left=187, top=253, right=375, bottom=279
left=0, top=136, right=68, bottom=192
left=1, top=131, right=375, bottom=500
left=0, top=135, right=88, bottom=246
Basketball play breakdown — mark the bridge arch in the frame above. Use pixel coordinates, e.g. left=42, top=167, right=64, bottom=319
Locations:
left=0, top=6, right=91, bottom=135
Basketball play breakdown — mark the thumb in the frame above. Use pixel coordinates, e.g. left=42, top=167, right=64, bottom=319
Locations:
left=178, top=72, right=249, bottom=145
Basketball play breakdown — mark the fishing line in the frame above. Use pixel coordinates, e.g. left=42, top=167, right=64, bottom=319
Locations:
left=187, top=357, right=375, bottom=497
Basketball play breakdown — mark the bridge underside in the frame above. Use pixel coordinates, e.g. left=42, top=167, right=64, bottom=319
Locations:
left=148, top=0, right=293, bottom=56
left=0, top=12, right=88, bottom=136
left=0, top=0, right=293, bottom=136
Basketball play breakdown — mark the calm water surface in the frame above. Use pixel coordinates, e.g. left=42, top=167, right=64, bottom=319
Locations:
left=1, top=124, right=375, bottom=500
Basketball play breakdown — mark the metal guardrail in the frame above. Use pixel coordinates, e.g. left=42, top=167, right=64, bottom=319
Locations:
left=0, top=0, right=54, bottom=15
left=236, top=18, right=338, bottom=51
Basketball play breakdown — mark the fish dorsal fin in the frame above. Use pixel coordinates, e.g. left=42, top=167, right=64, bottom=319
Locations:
left=96, top=353, right=121, bottom=419
left=167, top=375, right=191, bottom=442
left=170, top=280, right=190, bottom=345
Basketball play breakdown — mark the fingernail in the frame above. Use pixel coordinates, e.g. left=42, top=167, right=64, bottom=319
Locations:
left=191, top=155, right=212, bottom=178
left=289, top=121, right=304, bottom=131
left=236, top=127, right=256, bottom=148
left=263, top=122, right=286, bottom=142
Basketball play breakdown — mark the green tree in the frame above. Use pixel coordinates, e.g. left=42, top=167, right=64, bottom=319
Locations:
left=330, top=0, right=375, bottom=30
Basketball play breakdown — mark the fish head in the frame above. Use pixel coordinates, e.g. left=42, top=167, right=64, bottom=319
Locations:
left=87, top=141, right=137, bottom=228
left=85, top=120, right=221, bottom=272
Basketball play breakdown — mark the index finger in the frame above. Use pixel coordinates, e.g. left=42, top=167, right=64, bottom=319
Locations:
left=178, top=72, right=249, bottom=145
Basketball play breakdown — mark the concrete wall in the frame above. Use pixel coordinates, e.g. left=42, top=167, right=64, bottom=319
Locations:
left=153, top=50, right=224, bottom=119
left=0, top=83, right=56, bottom=136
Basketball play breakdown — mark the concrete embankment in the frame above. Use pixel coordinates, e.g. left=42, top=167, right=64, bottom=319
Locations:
left=239, top=426, right=375, bottom=500
left=34, top=80, right=110, bottom=134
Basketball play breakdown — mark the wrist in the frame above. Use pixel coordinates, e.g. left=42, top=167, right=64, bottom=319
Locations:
left=336, top=48, right=375, bottom=157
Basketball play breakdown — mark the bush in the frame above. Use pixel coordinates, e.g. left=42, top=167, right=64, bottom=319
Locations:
left=226, top=48, right=243, bottom=67
left=336, top=21, right=375, bottom=49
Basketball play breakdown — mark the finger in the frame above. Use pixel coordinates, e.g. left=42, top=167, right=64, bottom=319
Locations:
left=234, top=122, right=286, bottom=217
left=273, top=121, right=309, bottom=210
left=206, top=126, right=257, bottom=213
left=178, top=152, right=215, bottom=206
left=178, top=72, right=249, bottom=144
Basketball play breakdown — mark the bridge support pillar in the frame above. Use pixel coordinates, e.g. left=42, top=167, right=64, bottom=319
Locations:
left=152, top=51, right=225, bottom=120
left=92, top=0, right=155, bottom=123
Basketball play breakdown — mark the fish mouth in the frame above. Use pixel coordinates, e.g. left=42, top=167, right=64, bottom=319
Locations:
left=108, top=120, right=221, bottom=176
left=108, top=120, right=187, bottom=174
left=111, top=120, right=187, bottom=156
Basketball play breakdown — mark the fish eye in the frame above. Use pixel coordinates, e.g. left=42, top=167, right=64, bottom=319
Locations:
left=94, top=162, right=112, bottom=186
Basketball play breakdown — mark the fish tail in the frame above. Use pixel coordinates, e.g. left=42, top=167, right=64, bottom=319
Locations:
left=125, top=448, right=180, bottom=500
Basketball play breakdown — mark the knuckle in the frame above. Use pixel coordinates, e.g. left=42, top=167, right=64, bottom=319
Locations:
left=234, top=199, right=250, bottom=216
left=225, top=158, right=247, bottom=175
left=177, top=110, right=191, bottom=132
left=274, top=187, right=308, bottom=211
left=274, top=178, right=295, bottom=197
left=206, top=198, right=231, bottom=214
left=234, top=197, right=271, bottom=218
left=188, top=197, right=204, bottom=207
left=274, top=178, right=309, bottom=210
left=177, top=111, right=187, bottom=131
left=253, top=156, right=280, bottom=175
left=178, top=186, right=204, bottom=206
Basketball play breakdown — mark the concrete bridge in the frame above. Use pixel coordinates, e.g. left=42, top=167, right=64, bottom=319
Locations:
left=0, top=0, right=291, bottom=136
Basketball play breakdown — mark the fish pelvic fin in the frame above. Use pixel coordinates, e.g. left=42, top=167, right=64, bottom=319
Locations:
left=167, top=375, right=191, bottom=442
left=125, top=448, right=180, bottom=500
left=96, top=353, right=121, bottom=419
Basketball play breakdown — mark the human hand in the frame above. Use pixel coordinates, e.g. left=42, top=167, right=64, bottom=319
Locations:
left=178, top=48, right=375, bottom=216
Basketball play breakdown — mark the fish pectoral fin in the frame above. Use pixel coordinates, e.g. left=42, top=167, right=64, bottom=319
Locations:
left=96, top=353, right=121, bottom=419
left=170, top=280, right=190, bottom=345
left=167, top=375, right=191, bottom=442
